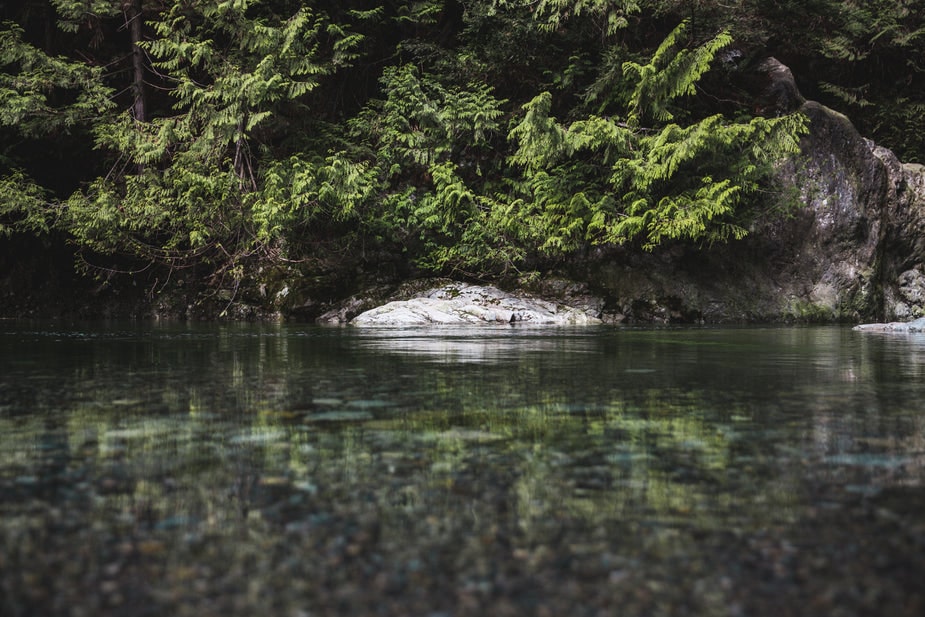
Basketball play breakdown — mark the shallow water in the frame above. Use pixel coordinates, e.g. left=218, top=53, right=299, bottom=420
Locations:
left=1, top=323, right=924, bottom=616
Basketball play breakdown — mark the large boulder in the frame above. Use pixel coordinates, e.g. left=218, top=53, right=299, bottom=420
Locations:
left=870, top=154, right=925, bottom=321
left=588, top=95, right=925, bottom=323
left=753, top=57, right=805, bottom=116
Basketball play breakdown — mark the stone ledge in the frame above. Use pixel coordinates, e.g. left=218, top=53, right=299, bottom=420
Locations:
left=350, top=283, right=602, bottom=326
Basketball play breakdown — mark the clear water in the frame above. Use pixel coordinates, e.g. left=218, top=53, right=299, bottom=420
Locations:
left=1, top=323, right=924, bottom=616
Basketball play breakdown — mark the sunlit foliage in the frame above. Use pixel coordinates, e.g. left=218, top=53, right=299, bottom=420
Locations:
left=12, top=0, right=920, bottom=288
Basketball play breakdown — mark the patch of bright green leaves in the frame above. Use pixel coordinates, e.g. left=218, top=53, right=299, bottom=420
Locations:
left=340, top=20, right=806, bottom=273
left=61, top=1, right=361, bottom=270
left=0, top=4, right=807, bottom=281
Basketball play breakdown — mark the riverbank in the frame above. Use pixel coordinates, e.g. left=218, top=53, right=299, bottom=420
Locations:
left=5, top=97, right=925, bottom=325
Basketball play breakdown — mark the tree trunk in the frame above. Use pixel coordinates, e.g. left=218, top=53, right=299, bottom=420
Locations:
left=128, top=0, right=147, bottom=122
left=44, top=0, right=56, bottom=55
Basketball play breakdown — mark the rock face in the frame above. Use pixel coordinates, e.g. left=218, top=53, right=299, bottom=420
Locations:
left=754, top=57, right=805, bottom=116
left=587, top=97, right=925, bottom=323
left=350, top=283, right=602, bottom=326
left=769, top=101, right=925, bottom=322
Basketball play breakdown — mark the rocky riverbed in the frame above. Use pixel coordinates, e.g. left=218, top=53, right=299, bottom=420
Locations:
left=3, top=323, right=925, bottom=617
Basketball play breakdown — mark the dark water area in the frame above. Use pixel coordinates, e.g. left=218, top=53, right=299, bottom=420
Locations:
left=1, top=322, right=924, bottom=616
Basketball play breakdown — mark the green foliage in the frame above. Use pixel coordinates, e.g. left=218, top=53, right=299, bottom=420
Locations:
left=622, top=21, right=733, bottom=125
left=1, top=0, right=833, bottom=289
left=492, top=0, right=641, bottom=36
left=0, top=23, right=114, bottom=137
left=395, top=1, right=444, bottom=24
left=141, top=1, right=336, bottom=164
left=253, top=152, right=376, bottom=243
left=812, top=0, right=925, bottom=160
left=345, top=64, right=513, bottom=272
left=0, top=171, right=51, bottom=236
left=633, top=0, right=925, bottom=162
left=354, top=64, right=505, bottom=170
left=0, top=20, right=114, bottom=236
left=507, top=92, right=570, bottom=168
left=332, top=20, right=806, bottom=273
left=59, top=0, right=363, bottom=270
left=606, top=114, right=807, bottom=248
left=504, top=22, right=806, bottom=253
left=50, top=0, right=120, bottom=31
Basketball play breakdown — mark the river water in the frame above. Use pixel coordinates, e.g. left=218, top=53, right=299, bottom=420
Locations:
left=1, top=322, right=923, bottom=616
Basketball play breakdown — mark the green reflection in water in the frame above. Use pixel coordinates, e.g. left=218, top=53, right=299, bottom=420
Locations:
left=1, top=324, right=924, bottom=616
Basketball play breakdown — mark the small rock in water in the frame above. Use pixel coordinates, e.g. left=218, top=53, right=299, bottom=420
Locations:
left=229, top=429, right=288, bottom=444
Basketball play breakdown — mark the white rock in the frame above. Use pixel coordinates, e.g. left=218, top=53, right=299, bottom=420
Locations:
left=351, top=283, right=601, bottom=326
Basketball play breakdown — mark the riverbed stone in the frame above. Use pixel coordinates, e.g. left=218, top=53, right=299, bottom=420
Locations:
left=350, top=283, right=602, bottom=326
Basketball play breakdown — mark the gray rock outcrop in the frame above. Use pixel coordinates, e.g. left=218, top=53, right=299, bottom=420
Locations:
left=349, top=283, right=602, bottom=326
left=587, top=96, right=925, bottom=323
left=754, top=57, right=805, bottom=116
left=765, top=100, right=925, bottom=322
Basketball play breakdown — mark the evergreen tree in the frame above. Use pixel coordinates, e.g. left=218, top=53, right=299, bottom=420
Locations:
left=12, top=0, right=903, bottom=299
left=60, top=0, right=362, bottom=280
left=334, top=19, right=805, bottom=275
left=0, top=17, right=115, bottom=235
left=505, top=21, right=805, bottom=254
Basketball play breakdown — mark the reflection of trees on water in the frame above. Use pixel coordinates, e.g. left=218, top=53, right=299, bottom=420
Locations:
left=0, top=382, right=804, bottom=544
left=4, top=324, right=925, bottom=617
left=3, top=325, right=925, bottom=558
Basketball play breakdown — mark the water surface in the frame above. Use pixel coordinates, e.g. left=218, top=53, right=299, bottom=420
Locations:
left=1, top=323, right=924, bottom=616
